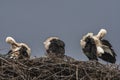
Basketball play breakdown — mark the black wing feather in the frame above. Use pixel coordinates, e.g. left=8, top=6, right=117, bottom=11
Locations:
left=18, top=46, right=29, bottom=59
left=82, top=37, right=98, bottom=60
left=99, top=52, right=116, bottom=63
left=99, top=39, right=116, bottom=63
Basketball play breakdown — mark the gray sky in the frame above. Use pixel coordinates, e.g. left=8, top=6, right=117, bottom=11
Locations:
left=0, top=0, right=120, bottom=63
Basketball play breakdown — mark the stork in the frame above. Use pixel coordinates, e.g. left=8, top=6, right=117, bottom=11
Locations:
left=6, top=37, right=31, bottom=59
left=80, top=29, right=116, bottom=63
left=44, top=37, right=65, bottom=58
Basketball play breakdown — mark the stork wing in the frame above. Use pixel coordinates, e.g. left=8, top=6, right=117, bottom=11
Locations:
left=82, top=37, right=98, bottom=60
left=101, top=39, right=116, bottom=56
left=18, top=45, right=29, bottom=58
left=99, top=39, right=116, bottom=63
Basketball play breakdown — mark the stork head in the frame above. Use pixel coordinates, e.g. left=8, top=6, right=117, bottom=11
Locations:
left=6, top=37, right=16, bottom=44
left=96, top=29, right=107, bottom=39
left=44, top=37, right=59, bottom=50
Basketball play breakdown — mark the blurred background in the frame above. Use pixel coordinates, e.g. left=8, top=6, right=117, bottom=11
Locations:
left=0, top=0, right=120, bottom=63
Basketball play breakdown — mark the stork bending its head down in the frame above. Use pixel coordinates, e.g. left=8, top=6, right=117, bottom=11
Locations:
left=80, top=29, right=116, bottom=63
left=6, top=37, right=31, bottom=59
left=44, top=37, right=65, bottom=58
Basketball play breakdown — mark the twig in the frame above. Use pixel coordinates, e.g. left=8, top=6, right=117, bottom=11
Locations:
left=0, top=57, right=12, bottom=65
left=76, top=65, right=78, bottom=80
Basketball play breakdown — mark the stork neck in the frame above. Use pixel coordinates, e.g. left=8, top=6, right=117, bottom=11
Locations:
left=11, top=43, right=19, bottom=49
left=93, top=36, right=101, bottom=46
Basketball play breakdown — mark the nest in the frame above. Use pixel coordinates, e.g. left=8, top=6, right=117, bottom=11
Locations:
left=0, top=55, right=120, bottom=80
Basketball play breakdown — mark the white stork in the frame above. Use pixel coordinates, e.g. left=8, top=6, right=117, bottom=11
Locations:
left=6, top=37, right=31, bottom=59
left=44, top=37, right=65, bottom=58
left=80, top=29, right=116, bottom=63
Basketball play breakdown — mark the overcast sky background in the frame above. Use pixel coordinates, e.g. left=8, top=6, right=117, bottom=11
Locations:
left=0, top=0, right=120, bottom=63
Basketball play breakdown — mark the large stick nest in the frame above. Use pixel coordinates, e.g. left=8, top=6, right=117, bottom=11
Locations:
left=0, top=55, right=120, bottom=80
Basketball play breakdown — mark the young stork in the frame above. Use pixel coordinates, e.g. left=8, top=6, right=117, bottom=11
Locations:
left=80, top=29, right=116, bottom=63
left=44, top=37, right=65, bottom=58
left=6, top=37, right=31, bottom=59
